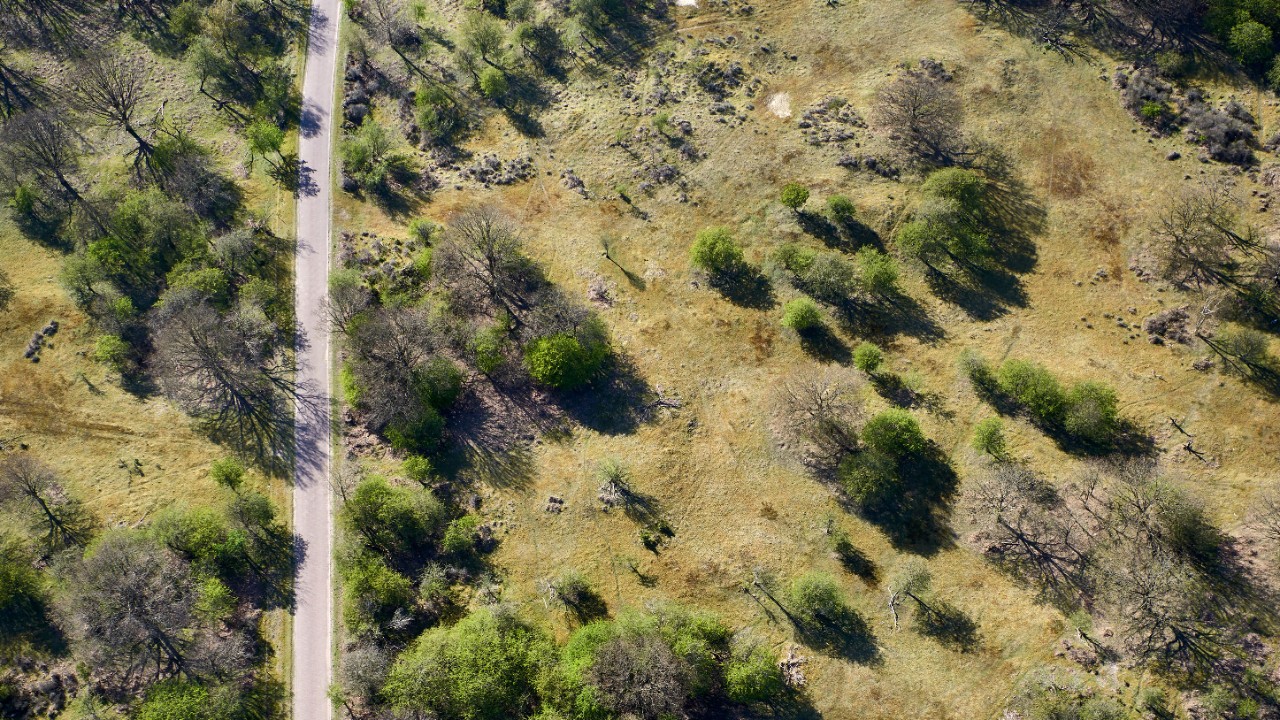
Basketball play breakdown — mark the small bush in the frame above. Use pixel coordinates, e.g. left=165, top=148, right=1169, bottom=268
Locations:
left=724, top=642, right=786, bottom=706
left=786, top=572, right=850, bottom=626
left=852, top=341, right=883, bottom=374
left=781, top=298, right=822, bottom=331
left=386, top=405, right=446, bottom=454
left=827, top=195, right=857, bottom=224
left=479, top=67, right=510, bottom=100
left=403, top=456, right=434, bottom=486
left=690, top=226, right=744, bottom=277
left=798, top=252, right=856, bottom=304
left=1063, top=381, right=1119, bottom=444
left=838, top=450, right=899, bottom=508
left=971, top=417, right=1007, bottom=459
left=780, top=183, right=810, bottom=212
left=210, top=457, right=245, bottom=493
left=854, top=247, right=899, bottom=296
left=861, top=409, right=925, bottom=458
left=774, top=243, right=816, bottom=275
left=91, top=334, right=132, bottom=374
left=408, top=218, right=436, bottom=244
left=997, top=360, right=1065, bottom=423
left=471, top=322, right=510, bottom=375
left=959, top=349, right=995, bottom=390
left=441, top=514, right=482, bottom=556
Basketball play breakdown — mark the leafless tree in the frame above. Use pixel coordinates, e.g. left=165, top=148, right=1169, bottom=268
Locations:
left=873, top=69, right=963, bottom=163
left=1155, top=182, right=1261, bottom=289
left=344, top=304, right=452, bottom=433
left=60, top=531, right=249, bottom=688
left=587, top=633, right=691, bottom=720
left=2, top=108, right=88, bottom=205
left=0, top=454, right=95, bottom=552
left=150, top=291, right=296, bottom=464
left=69, top=51, right=156, bottom=172
left=777, top=368, right=864, bottom=468
left=433, top=206, right=541, bottom=319
left=964, top=462, right=1091, bottom=601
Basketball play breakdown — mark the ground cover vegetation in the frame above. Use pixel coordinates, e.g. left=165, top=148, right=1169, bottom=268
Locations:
left=0, top=0, right=309, bottom=717
left=322, top=0, right=1280, bottom=717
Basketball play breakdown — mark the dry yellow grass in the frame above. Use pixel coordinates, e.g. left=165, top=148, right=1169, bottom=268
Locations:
left=333, top=0, right=1280, bottom=716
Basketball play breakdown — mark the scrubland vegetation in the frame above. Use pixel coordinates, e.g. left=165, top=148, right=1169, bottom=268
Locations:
left=8, top=0, right=1280, bottom=718
left=1, top=0, right=308, bottom=717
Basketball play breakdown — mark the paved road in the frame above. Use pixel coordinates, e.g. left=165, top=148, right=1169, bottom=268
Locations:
left=293, top=0, right=340, bottom=717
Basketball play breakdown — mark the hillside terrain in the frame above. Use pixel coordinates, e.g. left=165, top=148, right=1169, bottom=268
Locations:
left=5, top=0, right=1280, bottom=719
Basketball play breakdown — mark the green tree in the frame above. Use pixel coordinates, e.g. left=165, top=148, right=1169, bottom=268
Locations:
left=689, top=226, right=744, bottom=277
left=524, top=331, right=608, bottom=390
left=1230, top=20, right=1274, bottom=65
left=341, top=121, right=415, bottom=194
left=91, top=334, right=132, bottom=374
left=384, top=608, right=555, bottom=720
left=341, top=476, right=446, bottom=560
left=724, top=641, right=786, bottom=705
left=780, top=183, right=810, bottom=213
left=786, top=572, right=851, bottom=627
left=245, top=119, right=285, bottom=169
left=861, top=409, right=926, bottom=458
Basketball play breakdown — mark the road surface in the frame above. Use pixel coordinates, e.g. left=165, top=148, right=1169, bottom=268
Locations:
left=293, top=0, right=340, bottom=717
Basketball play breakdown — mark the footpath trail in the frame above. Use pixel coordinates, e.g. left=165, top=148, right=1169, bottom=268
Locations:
left=293, top=0, right=340, bottom=717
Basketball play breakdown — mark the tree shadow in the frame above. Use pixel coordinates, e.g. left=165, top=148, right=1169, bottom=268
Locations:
left=560, top=352, right=657, bottom=435
left=797, top=325, right=851, bottom=364
left=833, top=544, right=879, bottom=586
left=833, top=292, right=946, bottom=344
left=912, top=600, right=981, bottom=652
left=562, top=587, right=610, bottom=625
left=791, top=605, right=880, bottom=664
left=858, top=445, right=958, bottom=555
left=708, top=265, right=776, bottom=310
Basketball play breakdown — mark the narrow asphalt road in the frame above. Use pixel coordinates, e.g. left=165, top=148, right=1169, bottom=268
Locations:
left=293, top=0, right=340, bottom=717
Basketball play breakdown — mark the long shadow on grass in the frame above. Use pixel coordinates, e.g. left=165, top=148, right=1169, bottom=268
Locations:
left=854, top=446, right=959, bottom=555
left=796, top=211, right=882, bottom=253
left=708, top=265, right=776, bottom=310
left=560, top=353, right=657, bottom=435
left=912, top=600, right=981, bottom=653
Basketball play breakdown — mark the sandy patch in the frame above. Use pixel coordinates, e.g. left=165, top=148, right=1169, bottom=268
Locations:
left=767, top=92, right=792, bottom=119
left=675, top=0, right=698, bottom=6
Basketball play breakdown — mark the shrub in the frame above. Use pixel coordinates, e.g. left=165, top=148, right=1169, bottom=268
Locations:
left=414, top=357, right=464, bottom=412
left=971, top=417, right=1007, bottom=459
left=838, top=450, right=899, bottom=508
left=780, top=183, right=810, bottom=212
left=340, top=363, right=362, bottom=405
left=1155, top=50, right=1193, bottom=79
left=861, top=409, right=925, bottom=458
left=827, top=194, right=857, bottom=224
left=341, top=121, right=415, bottom=194
left=690, top=226, right=744, bottom=276
left=409, top=218, right=436, bottom=244
left=472, top=322, right=510, bottom=375
left=786, top=572, right=850, bottom=626
left=921, top=167, right=987, bottom=214
left=997, top=360, right=1065, bottom=423
left=855, top=247, right=899, bottom=296
left=1183, top=101, right=1255, bottom=165
left=724, top=641, right=785, bottom=706
left=479, top=67, right=510, bottom=101
left=774, top=243, right=815, bottom=275
left=524, top=332, right=607, bottom=390
left=416, top=84, right=464, bottom=146
left=341, top=477, right=447, bottom=560
left=1063, top=381, right=1119, bottom=444
left=168, top=266, right=231, bottom=307
left=210, top=457, right=245, bottom=493
left=1230, top=20, right=1273, bottom=66
left=403, top=456, right=434, bottom=486
left=852, top=341, right=884, bottom=374
left=959, top=349, right=995, bottom=391
left=135, top=680, right=238, bottom=720
left=91, top=334, right=132, bottom=374
left=386, top=405, right=446, bottom=454
left=442, top=514, right=482, bottom=556
left=798, top=251, right=856, bottom=304
left=781, top=298, right=822, bottom=331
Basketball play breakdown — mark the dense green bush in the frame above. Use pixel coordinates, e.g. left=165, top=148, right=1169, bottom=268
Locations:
left=861, top=409, right=926, bottom=458
left=91, top=334, right=132, bottom=374
left=341, top=121, right=415, bottom=194
left=827, top=194, right=857, bottom=224
left=971, top=417, right=1007, bottom=459
left=385, top=608, right=555, bottom=720
left=441, top=514, right=482, bottom=556
left=1063, top=381, right=1119, bottom=444
left=780, top=183, right=810, bottom=212
left=524, top=331, right=608, bottom=390
left=852, top=341, right=883, bottom=374
left=479, top=67, right=510, bottom=101
left=135, top=680, right=241, bottom=720
left=786, top=572, right=851, bottom=626
left=997, top=360, right=1066, bottom=423
left=838, top=449, right=899, bottom=508
left=781, top=297, right=822, bottom=331
left=1230, top=19, right=1273, bottom=65
left=341, top=477, right=447, bottom=560
left=690, top=226, right=745, bottom=276
left=724, top=640, right=786, bottom=706
left=342, top=552, right=415, bottom=637
left=855, top=247, right=899, bottom=296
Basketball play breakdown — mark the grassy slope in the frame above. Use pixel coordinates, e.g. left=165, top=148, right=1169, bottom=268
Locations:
left=0, top=36, right=298, bottom=523
left=337, top=0, right=1280, bottom=717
